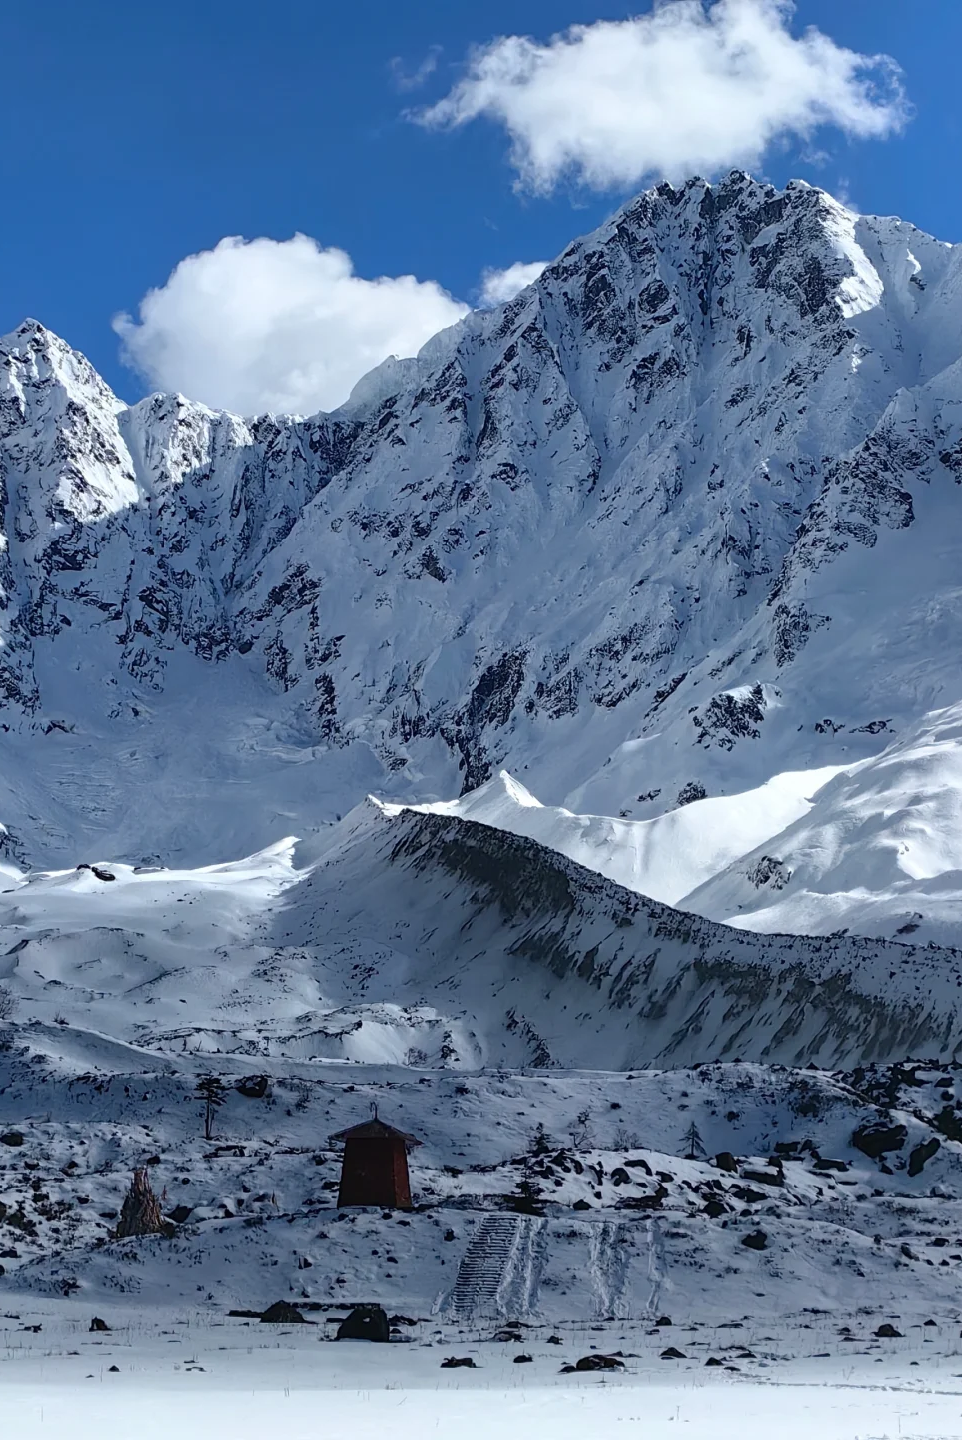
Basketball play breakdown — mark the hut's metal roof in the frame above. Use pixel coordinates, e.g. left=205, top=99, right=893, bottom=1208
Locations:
left=329, top=1117, right=422, bottom=1146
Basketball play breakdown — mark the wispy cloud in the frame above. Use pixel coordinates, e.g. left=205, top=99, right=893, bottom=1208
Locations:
left=479, top=260, right=548, bottom=306
left=390, top=45, right=443, bottom=93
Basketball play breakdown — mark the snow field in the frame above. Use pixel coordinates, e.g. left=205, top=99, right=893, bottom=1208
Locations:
left=3, top=1312, right=962, bottom=1440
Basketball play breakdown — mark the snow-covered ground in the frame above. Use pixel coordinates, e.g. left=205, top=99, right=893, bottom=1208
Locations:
left=3, top=835, right=962, bottom=1434
left=4, top=1309, right=962, bottom=1440
left=4, top=1040, right=962, bottom=1318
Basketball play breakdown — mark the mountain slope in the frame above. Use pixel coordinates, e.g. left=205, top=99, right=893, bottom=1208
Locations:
left=4, top=172, right=962, bottom=873
left=684, top=699, right=962, bottom=944
left=5, top=801, right=961, bottom=1070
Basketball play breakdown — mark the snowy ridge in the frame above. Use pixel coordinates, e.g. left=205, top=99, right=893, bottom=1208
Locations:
left=386, top=701, right=962, bottom=945
left=4, top=800, right=962, bottom=1071
left=302, top=803, right=962, bottom=1068
left=385, top=764, right=846, bottom=907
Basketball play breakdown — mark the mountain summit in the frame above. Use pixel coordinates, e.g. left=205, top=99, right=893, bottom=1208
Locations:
left=2, top=172, right=962, bottom=866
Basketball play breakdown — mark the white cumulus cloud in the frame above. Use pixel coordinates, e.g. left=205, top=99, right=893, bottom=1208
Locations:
left=418, top=0, right=908, bottom=193
left=114, top=235, right=470, bottom=417
left=479, top=260, right=549, bottom=306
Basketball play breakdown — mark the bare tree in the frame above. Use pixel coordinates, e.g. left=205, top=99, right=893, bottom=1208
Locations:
left=569, top=1107, right=592, bottom=1150
left=0, top=984, right=15, bottom=1050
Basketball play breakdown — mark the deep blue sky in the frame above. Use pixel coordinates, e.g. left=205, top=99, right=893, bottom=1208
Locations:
left=4, top=1, right=961, bottom=400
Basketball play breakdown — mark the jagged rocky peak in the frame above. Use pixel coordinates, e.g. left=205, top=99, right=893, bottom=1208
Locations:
left=1, top=174, right=962, bottom=866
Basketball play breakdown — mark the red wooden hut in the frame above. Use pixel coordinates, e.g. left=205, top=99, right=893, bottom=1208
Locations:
left=330, top=1109, right=421, bottom=1209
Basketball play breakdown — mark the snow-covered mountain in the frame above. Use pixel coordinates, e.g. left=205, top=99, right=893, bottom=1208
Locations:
left=11, top=173, right=962, bottom=1350
left=6, top=170, right=962, bottom=889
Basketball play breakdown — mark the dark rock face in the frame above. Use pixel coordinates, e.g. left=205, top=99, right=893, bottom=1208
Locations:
left=874, top=1323, right=903, bottom=1338
left=336, top=1304, right=390, bottom=1342
left=852, top=1122, right=908, bottom=1159
left=0, top=1132, right=24, bottom=1147
left=747, top=856, right=791, bottom=891
left=741, top=1229, right=768, bottom=1250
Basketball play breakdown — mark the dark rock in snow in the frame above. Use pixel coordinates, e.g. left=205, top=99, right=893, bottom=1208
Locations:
left=615, top=1186, right=667, bottom=1210
left=908, top=1137, right=941, bottom=1177
left=261, top=1301, right=308, bottom=1324
left=337, top=1304, right=390, bottom=1342
left=740, top=1167, right=783, bottom=1188
left=89, top=1317, right=110, bottom=1332
left=660, top=1347, right=687, bottom=1359
left=441, top=1356, right=477, bottom=1368
left=741, top=1229, right=768, bottom=1251
left=573, top=1354, right=625, bottom=1371
left=874, top=1323, right=903, bottom=1338
left=852, top=1122, right=907, bottom=1159
left=0, top=1132, right=24, bottom=1147
left=714, top=1152, right=738, bottom=1172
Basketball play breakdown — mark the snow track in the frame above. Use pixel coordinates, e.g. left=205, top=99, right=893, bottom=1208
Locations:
left=447, top=1214, right=546, bottom=1320
left=588, top=1220, right=631, bottom=1320
left=644, top=1217, right=667, bottom=1319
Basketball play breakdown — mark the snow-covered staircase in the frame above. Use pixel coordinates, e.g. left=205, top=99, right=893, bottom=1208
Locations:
left=447, top=1214, right=545, bottom=1320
